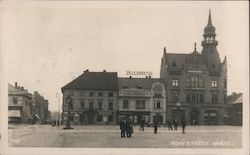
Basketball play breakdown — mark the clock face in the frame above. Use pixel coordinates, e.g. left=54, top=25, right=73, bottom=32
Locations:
left=66, top=95, right=72, bottom=104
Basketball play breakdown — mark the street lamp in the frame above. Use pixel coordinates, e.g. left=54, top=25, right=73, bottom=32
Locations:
left=63, top=95, right=73, bottom=129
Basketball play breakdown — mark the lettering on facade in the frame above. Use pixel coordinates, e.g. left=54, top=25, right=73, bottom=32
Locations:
left=126, top=71, right=153, bottom=77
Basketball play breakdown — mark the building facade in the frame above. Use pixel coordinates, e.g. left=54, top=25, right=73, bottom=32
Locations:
left=32, top=91, right=50, bottom=124
left=8, top=83, right=33, bottom=123
left=226, top=93, right=242, bottom=126
left=160, top=11, right=228, bottom=125
left=118, top=77, right=167, bottom=124
left=61, top=70, right=119, bottom=125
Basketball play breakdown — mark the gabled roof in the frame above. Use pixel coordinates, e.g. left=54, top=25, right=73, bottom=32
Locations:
left=62, top=71, right=118, bottom=91
left=227, top=93, right=243, bottom=104
left=118, top=77, right=165, bottom=91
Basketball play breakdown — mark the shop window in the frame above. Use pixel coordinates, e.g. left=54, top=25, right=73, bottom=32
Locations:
left=108, top=115, right=113, bottom=121
left=97, top=115, right=102, bottom=121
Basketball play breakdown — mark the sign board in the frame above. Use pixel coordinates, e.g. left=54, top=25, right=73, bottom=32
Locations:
left=126, top=71, right=153, bottom=77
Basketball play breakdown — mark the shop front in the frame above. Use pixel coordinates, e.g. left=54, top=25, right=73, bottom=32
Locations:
left=118, top=111, right=150, bottom=124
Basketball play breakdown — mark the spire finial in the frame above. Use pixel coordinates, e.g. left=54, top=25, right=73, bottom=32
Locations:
left=164, top=46, right=166, bottom=53
left=208, top=9, right=212, bottom=25
left=194, top=42, right=197, bottom=51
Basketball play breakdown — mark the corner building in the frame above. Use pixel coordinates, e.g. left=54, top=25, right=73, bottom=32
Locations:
left=160, top=11, right=228, bottom=125
left=118, top=77, right=167, bottom=124
left=62, top=70, right=119, bottom=125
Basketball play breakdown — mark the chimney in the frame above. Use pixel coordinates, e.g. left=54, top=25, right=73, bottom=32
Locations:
left=15, top=82, right=18, bottom=88
left=21, top=87, right=24, bottom=90
left=129, top=76, right=132, bottom=78
left=103, top=70, right=106, bottom=72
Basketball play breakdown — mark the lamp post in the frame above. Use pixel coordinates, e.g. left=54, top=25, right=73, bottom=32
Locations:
left=63, top=95, right=73, bottom=129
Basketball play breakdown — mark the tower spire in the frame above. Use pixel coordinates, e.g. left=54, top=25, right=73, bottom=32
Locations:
left=208, top=9, right=212, bottom=25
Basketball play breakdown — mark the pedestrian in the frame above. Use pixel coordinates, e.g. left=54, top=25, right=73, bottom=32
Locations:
left=57, top=120, right=60, bottom=127
left=125, top=118, right=132, bottom=138
left=119, top=118, right=126, bottom=138
left=139, top=118, right=145, bottom=131
left=167, top=119, right=173, bottom=130
left=153, top=118, right=158, bottom=134
left=181, top=116, right=186, bottom=134
left=173, top=119, right=178, bottom=130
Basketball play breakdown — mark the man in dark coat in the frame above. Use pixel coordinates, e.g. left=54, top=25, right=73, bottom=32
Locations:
left=181, top=116, right=186, bottom=134
left=173, top=119, right=178, bottom=130
left=119, top=119, right=125, bottom=138
left=139, top=118, right=145, bottom=131
left=153, top=119, right=158, bottom=134
left=167, top=119, right=173, bottom=130
left=125, top=118, right=132, bottom=138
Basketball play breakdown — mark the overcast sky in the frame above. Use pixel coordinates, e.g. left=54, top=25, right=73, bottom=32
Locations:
left=1, top=1, right=249, bottom=111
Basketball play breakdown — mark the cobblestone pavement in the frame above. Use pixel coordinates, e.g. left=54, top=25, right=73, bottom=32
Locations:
left=8, top=124, right=242, bottom=148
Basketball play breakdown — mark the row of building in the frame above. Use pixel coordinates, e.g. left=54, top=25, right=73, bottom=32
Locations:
left=61, top=11, right=242, bottom=126
left=8, top=82, right=50, bottom=124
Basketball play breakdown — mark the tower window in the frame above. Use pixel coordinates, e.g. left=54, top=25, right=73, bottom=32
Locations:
left=211, top=80, right=218, bottom=88
left=186, top=75, right=204, bottom=88
left=172, top=79, right=179, bottom=87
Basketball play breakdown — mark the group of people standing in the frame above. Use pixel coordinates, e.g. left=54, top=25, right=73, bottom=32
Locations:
left=167, top=117, right=186, bottom=134
left=119, top=118, right=133, bottom=138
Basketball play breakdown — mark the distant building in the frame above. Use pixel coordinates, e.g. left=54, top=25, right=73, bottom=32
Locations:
left=226, top=93, right=242, bottom=126
left=160, top=11, right=228, bottom=125
left=32, top=91, right=50, bottom=124
left=118, top=77, right=167, bottom=124
left=8, top=83, right=33, bottom=123
left=61, top=70, right=119, bottom=125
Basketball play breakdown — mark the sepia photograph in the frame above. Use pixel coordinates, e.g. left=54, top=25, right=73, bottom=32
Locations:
left=0, top=1, right=249, bottom=155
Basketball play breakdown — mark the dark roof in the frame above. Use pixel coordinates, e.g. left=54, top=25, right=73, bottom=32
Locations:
left=118, top=77, right=165, bottom=90
left=62, top=71, right=118, bottom=91
left=227, top=93, right=243, bottom=105
left=164, top=53, right=207, bottom=69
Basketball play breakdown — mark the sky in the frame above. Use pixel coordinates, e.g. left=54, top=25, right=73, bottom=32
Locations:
left=1, top=1, right=249, bottom=112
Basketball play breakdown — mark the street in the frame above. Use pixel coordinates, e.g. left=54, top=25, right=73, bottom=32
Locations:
left=8, top=124, right=242, bottom=148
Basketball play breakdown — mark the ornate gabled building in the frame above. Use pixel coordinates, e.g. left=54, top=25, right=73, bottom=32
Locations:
left=160, top=10, right=228, bottom=125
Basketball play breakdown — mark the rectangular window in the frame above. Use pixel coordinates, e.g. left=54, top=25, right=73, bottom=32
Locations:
left=80, top=101, right=85, bottom=109
left=154, top=100, right=161, bottom=109
left=211, top=80, right=218, bottom=88
left=172, top=93, right=179, bottom=103
left=212, top=94, right=218, bottom=104
left=13, top=97, right=18, bottom=104
left=136, top=100, right=146, bottom=109
left=98, top=102, right=103, bottom=110
left=186, top=94, right=190, bottom=103
left=89, top=102, right=94, bottom=110
left=199, top=94, right=204, bottom=103
left=80, top=91, right=84, bottom=96
left=89, top=92, right=94, bottom=96
left=223, top=79, right=227, bottom=88
left=98, top=92, right=103, bottom=96
left=172, top=79, right=179, bottom=87
left=123, top=100, right=129, bottom=109
left=108, top=92, right=113, bottom=97
left=108, top=102, right=113, bottom=110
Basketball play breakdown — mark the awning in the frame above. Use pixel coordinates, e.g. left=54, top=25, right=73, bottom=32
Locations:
left=8, top=110, right=21, bottom=117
